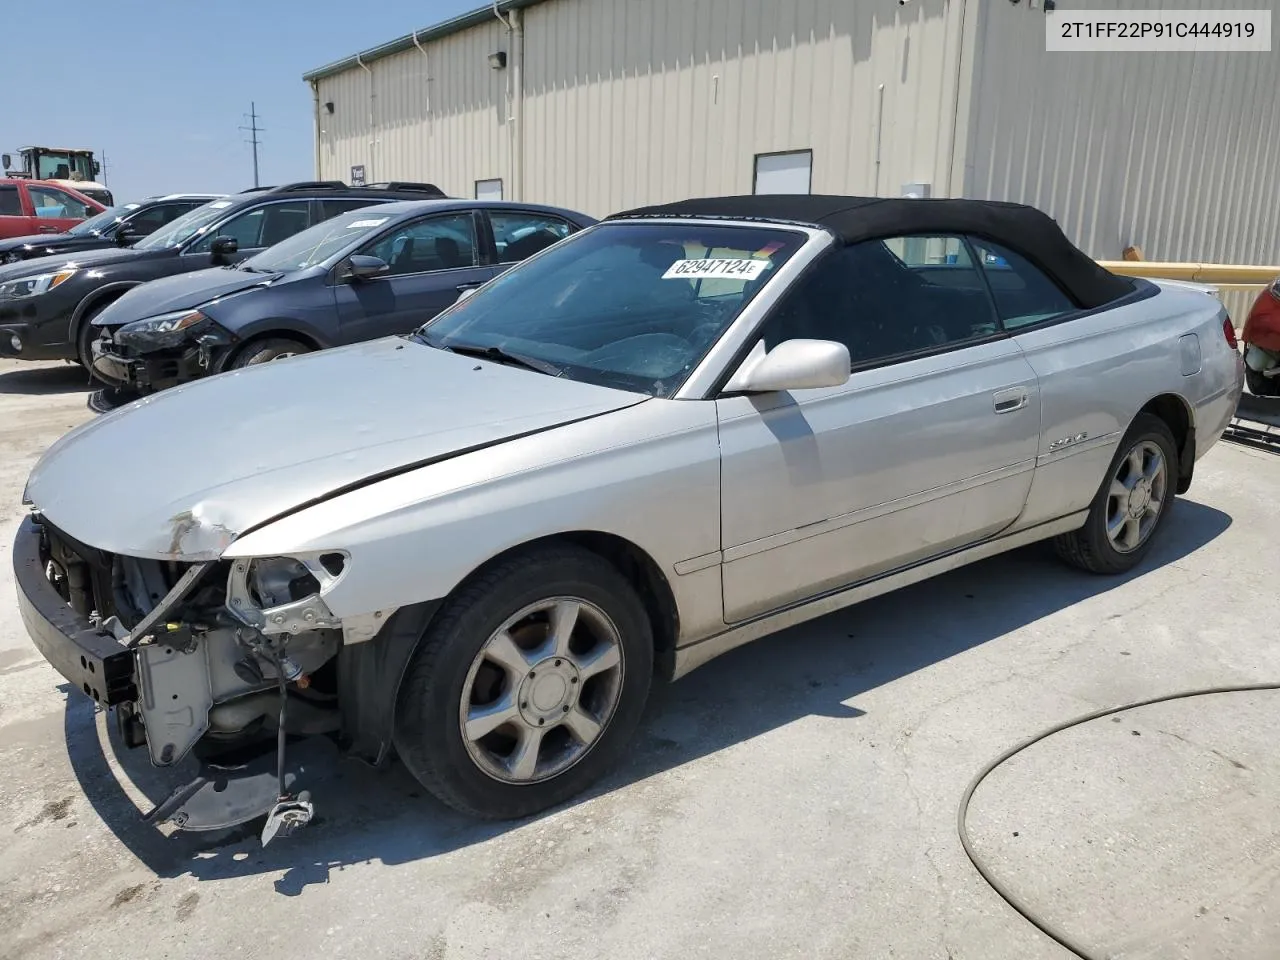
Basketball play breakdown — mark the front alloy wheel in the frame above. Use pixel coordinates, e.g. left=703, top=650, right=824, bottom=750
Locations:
left=461, top=597, right=624, bottom=783
left=394, top=544, right=653, bottom=819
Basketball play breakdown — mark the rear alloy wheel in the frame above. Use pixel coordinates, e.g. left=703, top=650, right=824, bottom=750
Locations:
left=394, top=545, right=653, bottom=819
left=231, top=337, right=310, bottom=368
left=1054, top=413, right=1178, bottom=574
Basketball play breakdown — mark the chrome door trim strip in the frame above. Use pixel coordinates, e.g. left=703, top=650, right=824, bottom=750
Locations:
left=721, top=459, right=1037, bottom=564
left=671, top=510, right=1089, bottom=680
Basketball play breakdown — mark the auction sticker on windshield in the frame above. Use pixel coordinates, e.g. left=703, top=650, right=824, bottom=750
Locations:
left=348, top=218, right=388, bottom=228
left=663, top=258, right=769, bottom=280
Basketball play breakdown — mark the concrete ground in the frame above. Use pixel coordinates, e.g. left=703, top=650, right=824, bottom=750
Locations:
left=1, top=356, right=1278, bottom=960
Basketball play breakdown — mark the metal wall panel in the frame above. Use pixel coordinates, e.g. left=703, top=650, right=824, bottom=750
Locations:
left=312, top=0, right=960, bottom=218
left=314, top=18, right=513, bottom=198
left=520, top=0, right=962, bottom=215
left=965, top=0, right=1280, bottom=273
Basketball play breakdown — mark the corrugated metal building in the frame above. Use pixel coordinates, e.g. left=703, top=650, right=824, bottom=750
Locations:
left=303, top=0, right=1280, bottom=267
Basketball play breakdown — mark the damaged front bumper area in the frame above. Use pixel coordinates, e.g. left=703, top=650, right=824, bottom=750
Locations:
left=13, top=514, right=392, bottom=842
left=91, top=322, right=233, bottom=391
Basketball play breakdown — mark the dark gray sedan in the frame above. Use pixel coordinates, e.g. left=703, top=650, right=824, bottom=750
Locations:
left=89, top=199, right=594, bottom=398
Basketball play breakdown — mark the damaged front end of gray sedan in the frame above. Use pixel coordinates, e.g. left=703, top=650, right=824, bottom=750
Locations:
left=11, top=309, right=657, bottom=844
left=15, top=510, right=395, bottom=844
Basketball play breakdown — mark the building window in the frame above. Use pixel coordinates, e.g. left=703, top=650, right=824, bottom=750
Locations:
left=475, top=178, right=503, bottom=201
left=753, top=150, right=812, bottom=195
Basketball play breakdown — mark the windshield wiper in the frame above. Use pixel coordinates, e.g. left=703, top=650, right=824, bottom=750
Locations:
left=437, top=341, right=564, bottom=377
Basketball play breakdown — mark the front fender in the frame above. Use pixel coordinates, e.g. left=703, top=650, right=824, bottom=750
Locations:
left=222, top=399, right=723, bottom=640
left=70, top=282, right=140, bottom=338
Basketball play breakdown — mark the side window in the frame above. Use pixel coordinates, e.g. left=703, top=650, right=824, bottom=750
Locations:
left=361, top=213, right=478, bottom=276
left=28, top=185, right=94, bottom=219
left=0, top=186, right=21, bottom=217
left=321, top=198, right=384, bottom=220
left=188, top=201, right=310, bottom=252
left=760, top=235, right=1000, bottom=367
left=127, top=203, right=188, bottom=235
left=489, top=211, right=573, bottom=263
left=970, top=239, right=1077, bottom=329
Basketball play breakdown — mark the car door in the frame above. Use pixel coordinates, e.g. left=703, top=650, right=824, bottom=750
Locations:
left=26, top=184, right=96, bottom=233
left=331, top=211, right=496, bottom=344
left=183, top=199, right=313, bottom=265
left=715, top=234, right=1043, bottom=623
left=968, top=236, right=1127, bottom=527
left=0, top=184, right=29, bottom=239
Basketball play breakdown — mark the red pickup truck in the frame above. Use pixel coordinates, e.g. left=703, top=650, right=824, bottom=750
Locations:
left=0, top=178, right=106, bottom=240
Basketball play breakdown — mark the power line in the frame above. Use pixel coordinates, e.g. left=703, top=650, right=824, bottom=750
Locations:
left=238, top=103, right=264, bottom=188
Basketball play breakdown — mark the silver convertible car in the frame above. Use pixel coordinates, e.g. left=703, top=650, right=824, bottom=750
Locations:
left=14, top=195, right=1243, bottom=839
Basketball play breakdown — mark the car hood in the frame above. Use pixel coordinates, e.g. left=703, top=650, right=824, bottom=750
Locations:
left=0, top=232, right=77, bottom=251
left=25, top=337, right=646, bottom=560
left=0, top=243, right=162, bottom=280
left=93, top=267, right=280, bottom=327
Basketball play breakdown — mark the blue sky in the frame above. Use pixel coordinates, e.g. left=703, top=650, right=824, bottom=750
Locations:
left=8, top=0, right=477, bottom=203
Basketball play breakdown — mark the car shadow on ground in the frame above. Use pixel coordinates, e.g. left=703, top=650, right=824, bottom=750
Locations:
left=0, top=363, right=94, bottom=395
left=62, top=500, right=1232, bottom=892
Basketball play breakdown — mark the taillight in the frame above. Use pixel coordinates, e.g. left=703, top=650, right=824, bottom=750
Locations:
left=1223, top=316, right=1238, bottom=350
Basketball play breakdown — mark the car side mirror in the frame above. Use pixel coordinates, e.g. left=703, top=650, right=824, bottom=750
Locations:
left=454, top=286, right=480, bottom=304
left=209, top=236, right=239, bottom=264
left=723, top=338, right=851, bottom=393
left=114, top=224, right=138, bottom=246
left=344, top=255, right=390, bottom=281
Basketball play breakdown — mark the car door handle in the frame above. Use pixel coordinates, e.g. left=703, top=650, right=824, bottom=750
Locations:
left=456, top=281, right=485, bottom=292
left=37, top=226, right=58, bottom=233
left=993, top=387, right=1029, bottom=414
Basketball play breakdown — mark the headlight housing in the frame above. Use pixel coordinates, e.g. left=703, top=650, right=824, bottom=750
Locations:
left=226, top=553, right=348, bottom=635
left=119, top=309, right=209, bottom=336
left=114, top=309, right=213, bottom=351
left=0, top=268, right=76, bottom=300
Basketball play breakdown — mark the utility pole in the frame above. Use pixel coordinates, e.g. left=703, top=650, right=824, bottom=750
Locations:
left=99, top=151, right=109, bottom=186
left=239, top=103, right=263, bottom=188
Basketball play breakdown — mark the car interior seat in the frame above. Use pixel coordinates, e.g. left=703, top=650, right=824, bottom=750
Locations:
left=260, top=209, right=310, bottom=248
left=504, top=229, right=560, bottom=262
left=435, top=236, right=463, bottom=269
left=392, top=238, right=416, bottom=271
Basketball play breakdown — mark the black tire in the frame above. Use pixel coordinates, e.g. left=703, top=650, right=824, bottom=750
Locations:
left=1053, top=412, right=1179, bottom=575
left=230, top=337, right=311, bottom=368
left=76, top=301, right=115, bottom=371
left=1245, top=365, right=1279, bottom=397
left=394, top=544, right=654, bottom=819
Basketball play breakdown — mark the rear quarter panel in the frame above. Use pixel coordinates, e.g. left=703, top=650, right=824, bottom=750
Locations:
left=1013, top=281, right=1241, bottom=527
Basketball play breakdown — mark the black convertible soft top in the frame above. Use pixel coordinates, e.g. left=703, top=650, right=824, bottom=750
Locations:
left=608, top=195, right=1134, bottom=310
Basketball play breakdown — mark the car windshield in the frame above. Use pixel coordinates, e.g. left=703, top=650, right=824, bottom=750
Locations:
left=67, top=202, right=141, bottom=236
left=133, top=198, right=236, bottom=250
left=416, top=222, right=807, bottom=397
left=241, top=207, right=393, bottom=273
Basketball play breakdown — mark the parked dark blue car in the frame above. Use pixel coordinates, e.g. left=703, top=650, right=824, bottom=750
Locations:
left=89, top=198, right=594, bottom=398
